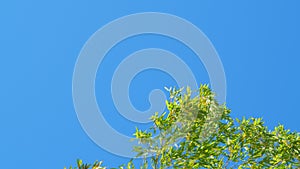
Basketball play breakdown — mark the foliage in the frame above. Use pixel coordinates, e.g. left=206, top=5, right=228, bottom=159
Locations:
left=64, top=159, right=105, bottom=169
left=66, top=85, right=300, bottom=169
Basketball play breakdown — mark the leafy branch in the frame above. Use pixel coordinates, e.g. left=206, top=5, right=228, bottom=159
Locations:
left=66, top=85, right=300, bottom=169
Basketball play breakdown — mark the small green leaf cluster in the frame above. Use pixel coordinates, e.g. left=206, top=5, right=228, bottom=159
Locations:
left=64, top=159, right=106, bottom=169
left=66, top=85, right=300, bottom=169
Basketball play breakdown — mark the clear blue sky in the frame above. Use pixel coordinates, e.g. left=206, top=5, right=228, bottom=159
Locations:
left=1, top=1, right=300, bottom=168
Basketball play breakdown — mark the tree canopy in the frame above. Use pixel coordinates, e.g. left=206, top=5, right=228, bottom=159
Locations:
left=66, top=85, right=300, bottom=169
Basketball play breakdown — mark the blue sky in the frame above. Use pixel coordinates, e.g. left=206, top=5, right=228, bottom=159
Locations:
left=1, top=1, right=300, bottom=168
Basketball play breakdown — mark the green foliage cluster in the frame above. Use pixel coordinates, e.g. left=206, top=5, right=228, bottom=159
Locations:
left=66, top=85, right=300, bottom=169
left=65, top=160, right=105, bottom=169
